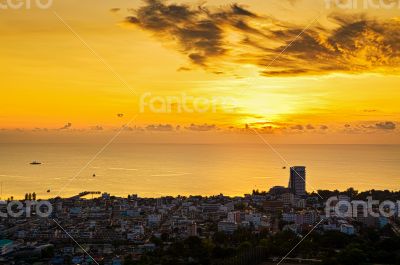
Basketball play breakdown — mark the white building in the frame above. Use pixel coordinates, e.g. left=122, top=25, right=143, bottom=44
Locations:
left=340, top=224, right=355, bottom=235
left=218, top=221, right=238, bottom=234
left=282, top=213, right=296, bottom=223
left=323, top=223, right=339, bottom=231
left=296, top=199, right=306, bottom=209
left=148, top=214, right=161, bottom=226
left=228, top=211, right=241, bottom=223
left=281, top=193, right=295, bottom=206
left=133, top=225, right=145, bottom=235
left=295, top=211, right=317, bottom=225
left=245, top=213, right=262, bottom=227
left=187, top=221, right=197, bottom=237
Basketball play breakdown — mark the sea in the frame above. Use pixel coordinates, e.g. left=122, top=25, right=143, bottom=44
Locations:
left=0, top=143, right=399, bottom=199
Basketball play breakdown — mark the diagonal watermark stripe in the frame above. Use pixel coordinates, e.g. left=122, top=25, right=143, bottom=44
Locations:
left=53, top=218, right=100, bottom=265
left=52, top=10, right=137, bottom=97
left=236, top=9, right=323, bottom=96
left=251, top=128, right=323, bottom=200
left=55, top=115, right=138, bottom=197
left=264, top=11, right=323, bottom=70
left=51, top=10, right=141, bottom=197
left=233, top=9, right=325, bottom=201
left=277, top=219, right=324, bottom=265
left=49, top=11, right=143, bottom=260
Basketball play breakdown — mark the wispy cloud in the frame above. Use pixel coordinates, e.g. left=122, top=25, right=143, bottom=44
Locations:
left=185, top=123, right=216, bottom=131
left=146, top=124, right=174, bottom=131
left=123, top=1, right=400, bottom=76
left=363, top=121, right=396, bottom=130
left=90, top=125, right=103, bottom=131
left=375, top=121, right=396, bottom=130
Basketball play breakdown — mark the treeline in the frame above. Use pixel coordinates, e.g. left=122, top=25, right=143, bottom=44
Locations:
left=124, top=226, right=400, bottom=265
left=311, top=188, right=400, bottom=202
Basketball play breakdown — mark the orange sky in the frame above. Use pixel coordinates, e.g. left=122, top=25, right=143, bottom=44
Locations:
left=0, top=0, right=399, bottom=143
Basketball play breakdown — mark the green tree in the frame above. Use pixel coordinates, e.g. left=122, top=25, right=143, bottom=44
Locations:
left=345, top=187, right=358, bottom=199
left=238, top=241, right=252, bottom=252
left=338, top=245, right=367, bottom=265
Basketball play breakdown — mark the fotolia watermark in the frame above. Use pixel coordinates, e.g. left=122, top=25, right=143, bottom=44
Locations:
left=140, top=92, right=237, bottom=114
left=326, top=196, right=399, bottom=218
left=325, top=0, right=400, bottom=9
left=0, top=200, right=53, bottom=218
left=0, top=0, right=53, bottom=10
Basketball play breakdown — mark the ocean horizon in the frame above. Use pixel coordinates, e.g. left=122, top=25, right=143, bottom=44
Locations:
left=0, top=143, right=399, bottom=199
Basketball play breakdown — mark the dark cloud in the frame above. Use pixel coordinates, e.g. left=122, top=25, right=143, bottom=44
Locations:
left=261, top=15, right=400, bottom=76
left=320, top=125, right=329, bottom=130
left=177, top=66, right=192, bottom=72
left=375, top=121, right=396, bottom=130
left=122, top=126, right=134, bottom=131
left=231, top=4, right=257, bottom=17
left=110, top=8, right=121, bottom=13
left=59, top=123, right=72, bottom=130
left=32, top=128, right=48, bottom=132
left=125, top=0, right=231, bottom=66
left=185, top=123, right=216, bottom=131
left=343, top=121, right=397, bottom=133
left=91, top=125, right=103, bottom=131
left=290, top=124, right=304, bottom=130
left=306, top=124, right=315, bottom=130
left=146, top=124, right=174, bottom=131
left=122, top=125, right=145, bottom=132
left=125, top=0, right=263, bottom=68
left=362, top=121, right=397, bottom=130
left=124, top=1, right=400, bottom=76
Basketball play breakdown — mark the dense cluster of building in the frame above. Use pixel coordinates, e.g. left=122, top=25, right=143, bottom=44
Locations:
left=0, top=166, right=398, bottom=264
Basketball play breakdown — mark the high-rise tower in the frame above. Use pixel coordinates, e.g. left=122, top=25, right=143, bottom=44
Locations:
left=288, top=166, right=306, bottom=197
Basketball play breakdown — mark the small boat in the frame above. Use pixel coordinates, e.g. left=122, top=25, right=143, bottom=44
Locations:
left=92, top=173, right=96, bottom=177
left=282, top=166, right=286, bottom=169
left=30, top=161, right=42, bottom=165
left=47, top=189, right=51, bottom=193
